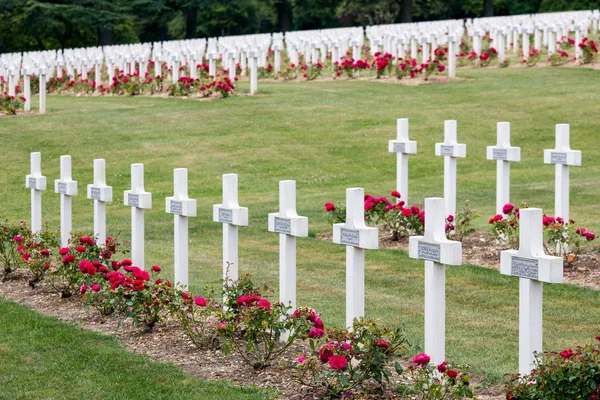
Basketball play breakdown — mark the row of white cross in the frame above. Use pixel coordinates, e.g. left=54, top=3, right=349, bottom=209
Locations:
left=389, top=119, right=581, bottom=221
left=24, top=119, right=580, bottom=375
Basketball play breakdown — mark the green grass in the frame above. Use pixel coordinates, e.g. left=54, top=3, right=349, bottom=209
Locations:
left=0, top=67, right=599, bottom=384
left=0, top=299, right=264, bottom=400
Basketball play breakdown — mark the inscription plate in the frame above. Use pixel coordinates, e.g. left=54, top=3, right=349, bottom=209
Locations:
left=441, top=145, right=454, bottom=157
left=218, top=208, right=233, bottom=223
left=493, top=148, right=508, bottom=160
left=128, top=193, right=139, bottom=207
left=274, top=217, right=291, bottom=234
left=170, top=201, right=182, bottom=215
left=57, top=182, right=67, bottom=194
left=340, top=228, right=360, bottom=246
left=418, top=242, right=441, bottom=262
left=393, top=142, right=406, bottom=153
left=28, top=177, right=36, bottom=189
left=550, top=152, right=567, bottom=165
left=90, top=187, right=101, bottom=200
left=511, top=257, right=539, bottom=280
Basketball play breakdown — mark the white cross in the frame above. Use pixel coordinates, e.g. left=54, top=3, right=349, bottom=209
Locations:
left=486, top=122, right=521, bottom=214
left=408, top=197, right=462, bottom=365
left=388, top=118, right=417, bottom=204
left=166, top=168, right=197, bottom=289
left=38, top=67, right=47, bottom=114
left=575, top=25, right=583, bottom=61
left=268, top=180, right=308, bottom=310
left=54, top=155, right=78, bottom=247
left=124, top=163, right=152, bottom=270
left=434, top=120, right=466, bottom=219
left=25, top=152, right=47, bottom=234
left=448, top=35, right=457, bottom=79
left=208, top=52, right=217, bottom=77
left=213, top=174, right=248, bottom=283
left=500, top=208, right=563, bottom=376
left=333, top=188, right=378, bottom=329
left=543, top=124, right=581, bottom=222
left=87, top=159, right=113, bottom=246
left=248, top=50, right=258, bottom=95
left=497, top=29, right=506, bottom=62
left=273, top=45, right=282, bottom=74
left=22, top=67, right=31, bottom=112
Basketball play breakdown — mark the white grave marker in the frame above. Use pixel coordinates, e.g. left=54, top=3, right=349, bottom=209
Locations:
left=333, top=188, right=378, bottom=329
left=249, top=50, right=258, bottom=95
left=268, top=180, right=308, bottom=310
left=213, top=174, right=248, bottom=283
left=486, top=122, right=521, bottom=214
left=25, top=152, right=47, bottom=234
left=434, top=120, right=466, bottom=219
left=388, top=118, right=417, bottom=204
left=409, top=197, right=462, bottom=364
left=54, top=155, right=78, bottom=247
left=87, top=159, right=113, bottom=246
left=500, top=208, right=563, bottom=375
left=124, top=164, right=152, bottom=269
left=543, top=124, right=581, bottom=222
left=166, top=168, right=197, bottom=288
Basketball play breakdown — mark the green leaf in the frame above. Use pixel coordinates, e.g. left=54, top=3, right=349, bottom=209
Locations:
left=394, top=362, right=403, bottom=375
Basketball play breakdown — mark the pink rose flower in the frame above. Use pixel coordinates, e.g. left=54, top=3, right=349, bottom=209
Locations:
left=329, top=355, right=348, bottom=370
left=412, top=353, right=431, bottom=365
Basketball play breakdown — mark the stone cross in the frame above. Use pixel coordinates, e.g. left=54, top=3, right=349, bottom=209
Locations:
left=228, top=52, right=237, bottom=80
left=166, top=168, right=197, bottom=289
left=213, top=174, right=248, bottom=284
left=410, top=34, right=418, bottom=59
left=388, top=118, right=417, bottom=204
left=25, top=152, right=47, bottom=234
left=273, top=44, right=282, bottom=74
left=434, top=120, right=466, bottom=219
left=500, top=208, right=563, bottom=376
left=87, top=159, right=113, bottom=246
left=486, top=122, right=521, bottom=214
left=333, top=188, right=378, bottom=329
left=268, top=180, right=308, bottom=310
left=249, top=50, right=258, bottom=95
left=54, top=156, right=78, bottom=247
left=208, top=52, right=217, bottom=77
left=543, top=124, right=581, bottom=222
left=420, top=36, right=429, bottom=64
left=547, top=27, right=556, bottom=55
left=124, top=164, right=152, bottom=269
left=497, top=29, right=505, bottom=62
left=409, top=197, right=462, bottom=365
left=522, top=28, right=531, bottom=62
left=534, top=25, right=541, bottom=51
left=94, top=57, right=102, bottom=89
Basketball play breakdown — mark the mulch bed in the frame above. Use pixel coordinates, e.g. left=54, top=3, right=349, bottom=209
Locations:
left=0, top=269, right=504, bottom=399
left=317, top=229, right=600, bottom=291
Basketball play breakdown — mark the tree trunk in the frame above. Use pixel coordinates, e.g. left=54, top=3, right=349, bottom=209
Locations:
left=275, top=0, right=291, bottom=32
left=400, top=0, right=412, bottom=23
left=185, top=8, right=198, bottom=39
left=97, top=27, right=115, bottom=46
left=483, top=0, right=494, bottom=17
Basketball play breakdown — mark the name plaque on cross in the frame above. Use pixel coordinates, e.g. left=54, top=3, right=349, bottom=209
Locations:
left=128, top=193, right=139, bottom=207
left=511, top=257, right=539, bottom=280
left=90, top=187, right=101, bottom=200
left=219, top=208, right=233, bottom=223
left=28, top=177, right=36, bottom=189
left=418, top=242, right=441, bottom=262
left=493, top=149, right=508, bottom=160
left=57, top=182, right=67, bottom=194
left=441, top=145, right=454, bottom=156
left=393, top=142, right=406, bottom=153
left=550, top=152, right=567, bottom=164
left=340, top=228, right=360, bottom=246
left=274, top=217, right=291, bottom=234
left=170, top=200, right=183, bottom=215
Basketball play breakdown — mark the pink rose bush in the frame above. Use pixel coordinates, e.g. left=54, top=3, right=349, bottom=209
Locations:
left=325, top=190, right=425, bottom=241
left=506, top=336, right=600, bottom=399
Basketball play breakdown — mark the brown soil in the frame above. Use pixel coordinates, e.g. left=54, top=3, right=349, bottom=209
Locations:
left=317, top=229, right=600, bottom=290
left=0, top=270, right=504, bottom=399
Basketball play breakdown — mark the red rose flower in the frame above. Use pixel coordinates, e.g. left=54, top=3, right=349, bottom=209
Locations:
left=59, top=247, right=70, bottom=255
left=308, top=328, right=325, bottom=338
left=446, top=369, right=459, bottom=379
left=40, top=249, right=50, bottom=256
left=502, top=203, right=515, bottom=214
left=325, top=202, right=336, bottom=212
left=76, top=245, right=87, bottom=253
left=257, top=299, right=271, bottom=310
left=437, top=361, right=448, bottom=373
left=412, top=353, right=431, bottom=365
left=560, top=349, right=573, bottom=358
left=329, top=355, right=348, bottom=370
left=402, top=208, right=412, bottom=217
left=151, top=265, right=161, bottom=272
left=194, top=297, right=207, bottom=306
left=391, top=191, right=401, bottom=198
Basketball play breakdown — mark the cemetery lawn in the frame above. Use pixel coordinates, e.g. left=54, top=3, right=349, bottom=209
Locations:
left=1, top=66, right=599, bottom=385
left=0, top=299, right=264, bottom=399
